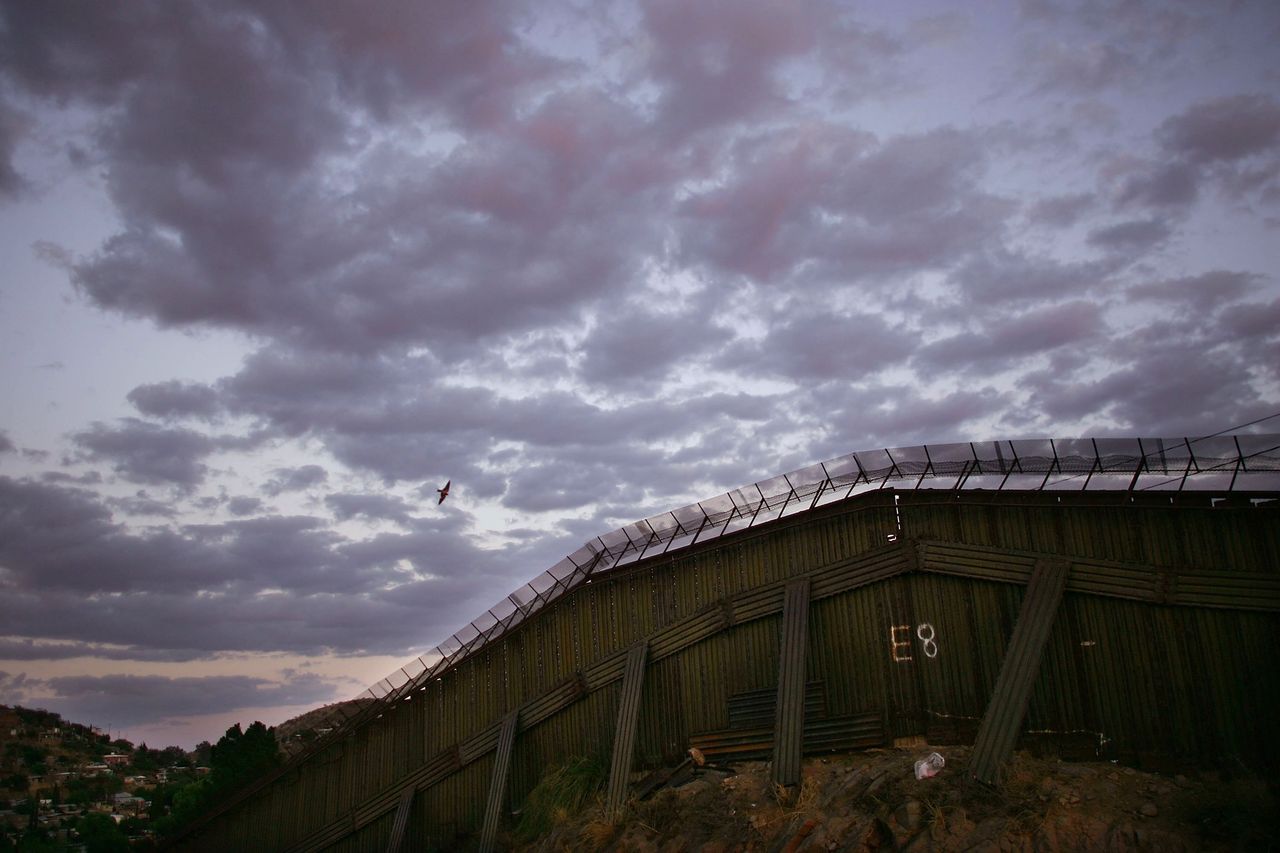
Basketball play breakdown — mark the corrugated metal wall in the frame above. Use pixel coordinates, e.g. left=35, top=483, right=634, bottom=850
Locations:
left=178, top=490, right=1278, bottom=851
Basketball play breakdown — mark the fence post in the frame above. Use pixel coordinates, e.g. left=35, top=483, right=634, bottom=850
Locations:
left=385, top=786, right=414, bottom=853
left=605, top=641, right=650, bottom=820
left=772, top=577, right=812, bottom=798
left=970, top=558, right=1070, bottom=785
left=478, top=709, right=520, bottom=853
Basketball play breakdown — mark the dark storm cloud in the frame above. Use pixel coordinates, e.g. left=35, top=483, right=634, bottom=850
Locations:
left=0, top=639, right=208, bottom=663
left=209, top=341, right=787, bottom=499
left=226, top=496, right=263, bottom=517
left=1014, top=0, right=1201, bottom=95
left=639, top=0, right=900, bottom=134
left=914, top=301, right=1104, bottom=375
left=0, top=476, right=298, bottom=596
left=128, top=380, right=222, bottom=421
left=718, top=309, right=913, bottom=382
left=1026, top=192, right=1096, bottom=228
left=41, top=470, right=103, bottom=486
left=826, top=386, right=1011, bottom=448
left=1024, top=39, right=1137, bottom=94
left=0, top=2, right=596, bottom=353
left=108, top=492, right=180, bottom=518
left=503, top=462, right=628, bottom=514
left=1158, top=94, right=1280, bottom=165
left=676, top=124, right=1008, bottom=286
left=1114, top=161, right=1200, bottom=210
left=0, top=475, right=548, bottom=656
left=1111, top=95, right=1280, bottom=217
left=578, top=306, right=733, bottom=384
left=1219, top=296, right=1280, bottom=343
left=72, top=418, right=216, bottom=491
left=262, top=465, right=328, bottom=496
left=948, top=248, right=1114, bottom=306
left=1126, top=271, right=1259, bottom=314
left=1084, top=218, right=1171, bottom=255
left=0, top=431, right=14, bottom=454
left=36, top=672, right=344, bottom=729
left=1020, top=299, right=1280, bottom=434
left=0, top=672, right=37, bottom=706
left=0, top=98, right=25, bottom=198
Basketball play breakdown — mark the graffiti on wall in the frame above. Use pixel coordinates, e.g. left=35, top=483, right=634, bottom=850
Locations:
left=890, top=623, right=938, bottom=662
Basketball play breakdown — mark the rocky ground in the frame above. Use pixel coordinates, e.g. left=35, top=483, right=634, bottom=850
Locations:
left=513, top=745, right=1279, bottom=852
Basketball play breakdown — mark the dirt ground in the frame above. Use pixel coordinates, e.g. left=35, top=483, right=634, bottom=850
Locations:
left=512, top=745, right=1279, bottom=852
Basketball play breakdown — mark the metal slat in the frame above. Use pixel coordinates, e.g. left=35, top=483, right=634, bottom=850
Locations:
left=478, top=710, right=520, bottom=853
left=605, top=642, right=649, bottom=819
left=771, top=578, right=811, bottom=792
left=727, top=682, right=826, bottom=729
left=970, top=558, right=1071, bottom=785
left=385, top=786, right=414, bottom=853
left=690, top=711, right=885, bottom=761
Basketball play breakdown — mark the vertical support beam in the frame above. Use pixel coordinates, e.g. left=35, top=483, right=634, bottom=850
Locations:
left=771, top=577, right=812, bottom=795
left=970, top=558, right=1071, bottom=785
left=385, top=786, right=414, bottom=853
left=478, top=709, right=520, bottom=853
left=605, top=641, right=650, bottom=820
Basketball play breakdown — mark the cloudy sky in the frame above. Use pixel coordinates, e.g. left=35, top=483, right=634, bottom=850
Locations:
left=1, top=0, right=1278, bottom=749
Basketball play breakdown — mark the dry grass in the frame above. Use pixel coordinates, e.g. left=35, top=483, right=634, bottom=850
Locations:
left=512, top=756, right=606, bottom=844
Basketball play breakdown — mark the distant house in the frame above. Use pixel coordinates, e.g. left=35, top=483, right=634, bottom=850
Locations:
left=103, top=753, right=129, bottom=766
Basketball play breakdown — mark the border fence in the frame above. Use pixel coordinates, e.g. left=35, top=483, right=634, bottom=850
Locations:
left=174, top=434, right=1280, bottom=850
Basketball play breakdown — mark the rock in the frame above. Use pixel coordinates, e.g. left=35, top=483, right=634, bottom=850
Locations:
left=895, top=799, right=924, bottom=832
left=1139, top=802, right=1158, bottom=818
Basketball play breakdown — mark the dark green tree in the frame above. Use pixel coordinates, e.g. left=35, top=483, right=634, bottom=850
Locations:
left=130, top=743, right=159, bottom=771
left=204, top=722, right=279, bottom=797
left=191, top=740, right=213, bottom=767
left=76, top=813, right=130, bottom=853
left=154, top=721, right=281, bottom=839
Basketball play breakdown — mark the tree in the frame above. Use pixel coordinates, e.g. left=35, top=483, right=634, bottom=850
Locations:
left=76, top=813, right=130, bottom=853
left=157, top=745, right=189, bottom=767
left=191, top=741, right=213, bottom=767
left=131, top=743, right=159, bottom=771
left=19, top=745, right=47, bottom=775
left=154, top=721, right=281, bottom=839
left=208, top=722, right=280, bottom=793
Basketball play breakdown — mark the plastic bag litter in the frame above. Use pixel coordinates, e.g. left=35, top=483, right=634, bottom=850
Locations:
left=914, top=752, right=945, bottom=779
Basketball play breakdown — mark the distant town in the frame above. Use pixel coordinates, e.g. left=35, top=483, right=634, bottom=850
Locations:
left=1, top=704, right=267, bottom=851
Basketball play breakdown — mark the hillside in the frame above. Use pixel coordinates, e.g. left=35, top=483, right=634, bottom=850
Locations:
left=274, top=698, right=377, bottom=750
left=513, top=745, right=1278, bottom=852
left=0, top=704, right=207, bottom=848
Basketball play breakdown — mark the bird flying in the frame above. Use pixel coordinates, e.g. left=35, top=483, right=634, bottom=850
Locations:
left=437, top=480, right=451, bottom=505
